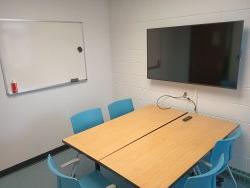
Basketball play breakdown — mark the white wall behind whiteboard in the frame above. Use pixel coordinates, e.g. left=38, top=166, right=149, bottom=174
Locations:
left=0, top=0, right=112, bottom=171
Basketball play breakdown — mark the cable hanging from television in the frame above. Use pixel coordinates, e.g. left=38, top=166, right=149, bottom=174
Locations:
left=156, top=92, right=197, bottom=112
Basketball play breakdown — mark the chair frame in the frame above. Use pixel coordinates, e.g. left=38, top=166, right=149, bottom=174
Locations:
left=199, top=128, right=242, bottom=188
left=184, top=154, right=225, bottom=188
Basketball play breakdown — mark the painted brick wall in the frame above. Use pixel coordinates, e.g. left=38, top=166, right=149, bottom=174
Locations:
left=109, top=0, right=250, bottom=172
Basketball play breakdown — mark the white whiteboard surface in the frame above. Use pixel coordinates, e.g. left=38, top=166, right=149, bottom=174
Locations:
left=0, top=20, right=87, bottom=95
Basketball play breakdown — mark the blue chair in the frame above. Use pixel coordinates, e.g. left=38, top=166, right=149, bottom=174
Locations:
left=47, top=154, right=115, bottom=188
left=199, top=128, right=242, bottom=187
left=65, top=108, right=104, bottom=176
left=108, top=98, right=134, bottom=119
left=172, top=154, right=224, bottom=188
left=71, top=108, right=104, bottom=134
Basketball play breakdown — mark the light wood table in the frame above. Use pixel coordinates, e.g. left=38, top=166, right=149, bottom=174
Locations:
left=63, top=105, right=186, bottom=160
left=100, top=113, right=238, bottom=188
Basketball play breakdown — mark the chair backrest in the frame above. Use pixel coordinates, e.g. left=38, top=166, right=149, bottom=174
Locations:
left=227, top=128, right=242, bottom=160
left=108, top=98, right=134, bottom=119
left=210, top=128, right=242, bottom=173
left=70, top=108, right=104, bottom=134
left=47, top=154, right=81, bottom=188
left=184, top=154, right=224, bottom=188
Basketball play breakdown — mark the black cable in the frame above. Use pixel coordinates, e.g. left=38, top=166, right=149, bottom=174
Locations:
left=156, top=94, right=184, bottom=110
left=185, top=97, right=197, bottom=112
left=156, top=93, right=197, bottom=112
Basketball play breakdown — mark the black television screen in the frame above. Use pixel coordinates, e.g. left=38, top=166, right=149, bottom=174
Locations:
left=147, top=21, right=244, bottom=89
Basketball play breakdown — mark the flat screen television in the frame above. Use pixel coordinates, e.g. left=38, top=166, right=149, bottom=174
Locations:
left=147, top=21, right=244, bottom=89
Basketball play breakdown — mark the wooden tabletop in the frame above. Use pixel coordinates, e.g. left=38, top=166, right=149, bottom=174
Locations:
left=63, top=105, right=186, bottom=160
left=100, top=113, right=238, bottom=188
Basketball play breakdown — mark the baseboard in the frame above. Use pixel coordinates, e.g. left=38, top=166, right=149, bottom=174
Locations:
left=0, top=145, right=69, bottom=178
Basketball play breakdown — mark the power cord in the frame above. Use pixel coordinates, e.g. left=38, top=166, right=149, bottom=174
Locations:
left=156, top=92, right=197, bottom=112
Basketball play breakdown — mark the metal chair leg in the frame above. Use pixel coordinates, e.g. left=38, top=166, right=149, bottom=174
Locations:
left=71, top=153, right=80, bottom=177
left=216, top=175, right=224, bottom=187
left=227, top=165, right=237, bottom=188
left=195, top=165, right=201, bottom=175
left=95, top=162, right=101, bottom=171
left=193, top=167, right=198, bottom=176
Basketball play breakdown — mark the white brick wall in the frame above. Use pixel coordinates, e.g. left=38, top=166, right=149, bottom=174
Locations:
left=109, top=0, right=250, bottom=172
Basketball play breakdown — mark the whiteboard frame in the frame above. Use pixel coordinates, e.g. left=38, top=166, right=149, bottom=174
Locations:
left=0, top=19, right=88, bottom=96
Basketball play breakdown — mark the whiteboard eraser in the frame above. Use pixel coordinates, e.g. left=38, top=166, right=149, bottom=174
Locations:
left=70, top=78, right=79, bottom=83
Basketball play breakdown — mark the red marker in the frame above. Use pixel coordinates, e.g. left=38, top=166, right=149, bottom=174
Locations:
left=11, top=80, right=18, bottom=94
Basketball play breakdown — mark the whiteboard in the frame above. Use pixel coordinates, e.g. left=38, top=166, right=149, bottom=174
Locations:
left=0, top=20, right=87, bottom=95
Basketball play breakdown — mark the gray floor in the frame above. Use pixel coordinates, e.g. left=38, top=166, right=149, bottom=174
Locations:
left=0, top=149, right=248, bottom=188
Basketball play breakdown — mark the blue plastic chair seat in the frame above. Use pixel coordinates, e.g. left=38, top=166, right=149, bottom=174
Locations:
left=69, top=108, right=105, bottom=175
left=79, top=171, right=111, bottom=188
left=200, top=128, right=242, bottom=174
left=172, top=154, right=224, bottom=188
left=171, top=174, right=189, bottom=188
left=197, top=128, right=242, bottom=188
left=48, top=154, right=113, bottom=188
